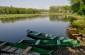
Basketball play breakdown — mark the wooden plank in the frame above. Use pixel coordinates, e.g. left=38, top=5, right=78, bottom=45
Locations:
left=18, top=40, right=23, bottom=43
left=28, top=51, right=40, bottom=55
left=1, top=46, right=11, bottom=51
left=72, top=34, right=81, bottom=36
left=14, top=48, right=24, bottom=53
left=22, top=46, right=32, bottom=55
left=35, top=40, right=40, bottom=45
left=7, top=47, right=17, bottom=52
left=57, top=40, right=61, bottom=45
left=68, top=28, right=77, bottom=31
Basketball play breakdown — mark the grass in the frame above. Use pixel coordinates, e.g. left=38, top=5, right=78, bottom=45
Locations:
left=0, top=13, right=84, bottom=19
left=0, top=14, right=43, bottom=19
left=72, top=20, right=85, bottom=27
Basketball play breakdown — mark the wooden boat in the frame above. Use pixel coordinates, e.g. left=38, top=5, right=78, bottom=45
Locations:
left=67, top=27, right=85, bottom=40
left=0, top=41, right=53, bottom=55
left=27, top=29, right=60, bottom=40
left=18, top=39, right=80, bottom=50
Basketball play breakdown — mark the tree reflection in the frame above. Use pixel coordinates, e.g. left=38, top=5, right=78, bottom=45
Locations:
left=0, top=15, right=47, bottom=23
left=49, top=15, right=75, bottom=24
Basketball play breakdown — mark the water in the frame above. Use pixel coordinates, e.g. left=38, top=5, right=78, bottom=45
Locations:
left=0, top=15, right=73, bottom=43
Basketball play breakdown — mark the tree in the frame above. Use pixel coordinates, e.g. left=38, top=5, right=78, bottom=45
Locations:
left=49, top=6, right=71, bottom=13
left=70, top=0, right=85, bottom=15
left=0, top=6, right=48, bottom=14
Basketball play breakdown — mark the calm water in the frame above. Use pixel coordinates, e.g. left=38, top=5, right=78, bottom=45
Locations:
left=0, top=15, right=73, bottom=43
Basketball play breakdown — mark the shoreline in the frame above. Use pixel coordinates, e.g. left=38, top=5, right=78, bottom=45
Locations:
left=0, top=14, right=48, bottom=19
left=49, top=13, right=85, bottom=19
left=0, top=13, right=84, bottom=19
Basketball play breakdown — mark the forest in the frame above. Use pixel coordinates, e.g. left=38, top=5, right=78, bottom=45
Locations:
left=0, top=6, right=48, bottom=14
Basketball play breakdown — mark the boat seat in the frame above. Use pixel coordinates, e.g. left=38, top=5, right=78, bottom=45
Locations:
left=34, top=33, right=40, bottom=35
left=50, top=36, right=57, bottom=39
left=59, top=37, right=64, bottom=40
left=14, top=48, right=24, bottom=53
left=22, top=46, right=32, bottom=55
left=72, top=34, right=81, bottom=36
left=18, top=40, right=23, bottom=43
left=28, top=51, right=40, bottom=55
left=7, top=47, right=18, bottom=52
left=68, top=28, right=77, bottom=31
left=1, top=46, right=11, bottom=51
left=57, top=40, right=61, bottom=45
left=0, top=42, right=7, bottom=47
left=35, top=40, right=40, bottom=45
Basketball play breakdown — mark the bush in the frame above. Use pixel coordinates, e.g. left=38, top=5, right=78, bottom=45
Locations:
left=72, top=20, right=85, bottom=27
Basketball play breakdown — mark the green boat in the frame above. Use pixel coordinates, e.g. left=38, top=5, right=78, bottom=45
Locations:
left=18, top=39, right=80, bottom=50
left=0, top=41, right=53, bottom=55
left=27, top=29, right=59, bottom=40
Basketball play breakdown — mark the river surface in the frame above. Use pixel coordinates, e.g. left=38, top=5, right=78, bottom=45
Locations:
left=0, top=15, right=74, bottom=43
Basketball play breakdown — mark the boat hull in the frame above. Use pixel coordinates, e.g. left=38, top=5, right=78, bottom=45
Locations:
left=18, top=39, right=80, bottom=50
left=0, top=41, right=53, bottom=55
left=27, top=29, right=59, bottom=40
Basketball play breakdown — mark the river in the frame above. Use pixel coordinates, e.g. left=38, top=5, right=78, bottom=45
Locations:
left=0, top=15, right=74, bottom=43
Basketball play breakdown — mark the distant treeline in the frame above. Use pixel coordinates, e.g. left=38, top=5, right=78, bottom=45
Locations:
left=0, top=6, right=48, bottom=14
left=49, top=6, right=72, bottom=13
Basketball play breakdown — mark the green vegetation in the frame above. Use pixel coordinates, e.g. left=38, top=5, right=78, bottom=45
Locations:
left=72, top=19, right=85, bottom=35
left=49, top=6, right=72, bottom=13
left=0, top=6, right=48, bottom=23
left=72, top=20, right=85, bottom=27
left=0, top=6, right=48, bottom=19
left=0, top=14, right=41, bottom=18
left=0, top=14, right=47, bottom=23
left=70, top=0, right=85, bottom=15
left=0, top=6, right=48, bottom=14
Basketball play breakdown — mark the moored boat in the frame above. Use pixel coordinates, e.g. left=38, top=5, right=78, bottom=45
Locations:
left=0, top=41, right=53, bottom=55
left=67, top=27, right=85, bottom=40
left=27, top=29, right=60, bottom=40
left=18, top=39, right=80, bottom=50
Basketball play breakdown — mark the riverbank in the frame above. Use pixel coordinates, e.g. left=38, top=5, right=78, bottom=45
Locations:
left=0, top=13, right=84, bottom=19
left=50, top=13, right=85, bottom=35
left=49, top=13, right=85, bottom=19
left=0, top=14, right=47, bottom=19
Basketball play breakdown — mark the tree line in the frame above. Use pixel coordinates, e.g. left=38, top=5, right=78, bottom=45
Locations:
left=49, top=6, right=72, bottom=13
left=50, top=0, right=85, bottom=15
left=0, top=6, right=48, bottom=14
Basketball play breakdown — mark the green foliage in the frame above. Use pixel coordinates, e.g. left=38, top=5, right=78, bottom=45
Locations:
left=0, top=14, right=40, bottom=19
left=72, top=20, right=85, bottom=27
left=0, top=6, right=48, bottom=14
left=49, top=6, right=71, bottom=13
left=70, top=0, right=85, bottom=15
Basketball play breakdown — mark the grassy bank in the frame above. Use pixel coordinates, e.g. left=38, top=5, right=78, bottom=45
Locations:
left=0, top=14, right=44, bottom=19
left=49, top=13, right=85, bottom=19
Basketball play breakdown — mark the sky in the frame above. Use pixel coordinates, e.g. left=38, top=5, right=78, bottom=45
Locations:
left=0, top=0, right=70, bottom=9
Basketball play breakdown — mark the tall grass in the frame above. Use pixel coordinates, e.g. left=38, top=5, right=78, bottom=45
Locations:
left=0, top=14, right=41, bottom=19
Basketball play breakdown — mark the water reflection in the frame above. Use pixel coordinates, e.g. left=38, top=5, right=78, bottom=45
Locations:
left=0, top=15, right=75, bottom=43
left=0, top=15, right=47, bottom=23
left=49, top=15, right=74, bottom=23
